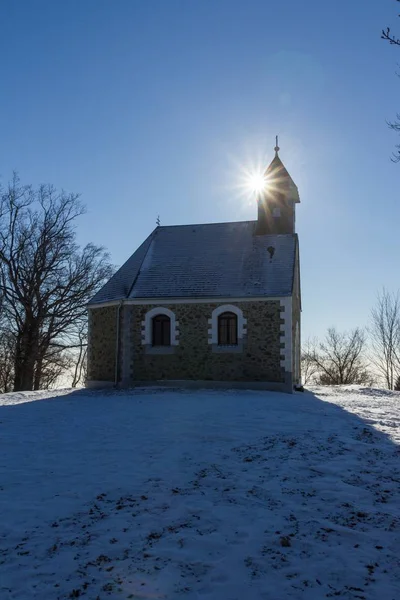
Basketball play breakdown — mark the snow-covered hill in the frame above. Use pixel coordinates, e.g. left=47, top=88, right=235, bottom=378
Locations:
left=0, top=386, right=399, bottom=599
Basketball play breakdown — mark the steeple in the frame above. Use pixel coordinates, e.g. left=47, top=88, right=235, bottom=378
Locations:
left=255, top=139, right=300, bottom=236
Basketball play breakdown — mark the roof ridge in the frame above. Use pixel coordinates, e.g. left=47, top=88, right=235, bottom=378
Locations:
left=157, top=219, right=256, bottom=229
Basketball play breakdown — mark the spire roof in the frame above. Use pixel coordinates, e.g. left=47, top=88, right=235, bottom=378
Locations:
left=264, top=139, right=300, bottom=203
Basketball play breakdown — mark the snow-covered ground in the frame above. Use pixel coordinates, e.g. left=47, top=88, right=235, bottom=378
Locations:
left=1, top=386, right=400, bottom=599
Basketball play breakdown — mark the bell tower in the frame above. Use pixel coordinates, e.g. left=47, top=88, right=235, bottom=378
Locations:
left=255, top=138, right=300, bottom=235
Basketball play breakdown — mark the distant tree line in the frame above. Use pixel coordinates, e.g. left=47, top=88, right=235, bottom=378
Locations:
left=302, top=290, right=400, bottom=390
left=0, top=174, right=113, bottom=393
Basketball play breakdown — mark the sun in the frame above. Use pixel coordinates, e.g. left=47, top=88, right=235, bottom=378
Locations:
left=229, top=153, right=273, bottom=209
left=247, top=171, right=267, bottom=194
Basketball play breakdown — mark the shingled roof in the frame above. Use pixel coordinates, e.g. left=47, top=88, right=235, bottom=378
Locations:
left=89, top=221, right=297, bottom=305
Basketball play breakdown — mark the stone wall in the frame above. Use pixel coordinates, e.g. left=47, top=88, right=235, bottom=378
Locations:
left=131, top=300, right=285, bottom=383
left=291, top=240, right=301, bottom=384
left=87, top=306, right=118, bottom=382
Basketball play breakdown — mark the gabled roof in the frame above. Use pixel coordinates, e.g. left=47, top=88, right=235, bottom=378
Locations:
left=89, top=221, right=297, bottom=305
left=89, top=233, right=154, bottom=306
left=264, top=154, right=300, bottom=203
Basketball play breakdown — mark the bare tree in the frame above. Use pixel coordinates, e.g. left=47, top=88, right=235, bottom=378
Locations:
left=0, top=329, right=15, bottom=394
left=71, top=319, right=88, bottom=388
left=382, top=0, right=400, bottom=46
left=38, top=349, right=73, bottom=390
left=0, top=292, right=15, bottom=393
left=369, top=289, right=400, bottom=389
left=382, top=0, right=400, bottom=161
left=308, top=327, right=372, bottom=386
left=301, top=337, right=319, bottom=385
left=71, top=346, right=87, bottom=388
left=0, top=174, right=113, bottom=392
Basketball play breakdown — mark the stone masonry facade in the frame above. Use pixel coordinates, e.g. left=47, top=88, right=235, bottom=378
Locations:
left=87, top=300, right=291, bottom=385
left=131, top=301, right=284, bottom=383
left=132, top=301, right=284, bottom=382
left=87, top=305, right=119, bottom=382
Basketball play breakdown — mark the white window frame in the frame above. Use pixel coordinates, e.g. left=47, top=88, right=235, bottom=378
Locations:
left=141, top=307, right=179, bottom=346
left=208, top=304, right=247, bottom=346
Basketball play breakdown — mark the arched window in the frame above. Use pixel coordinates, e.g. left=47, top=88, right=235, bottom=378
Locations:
left=152, top=314, right=171, bottom=346
left=208, top=305, right=246, bottom=351
left=218, top=312, right=238, bottom=346
left=142, top=307, right=179, bottom=352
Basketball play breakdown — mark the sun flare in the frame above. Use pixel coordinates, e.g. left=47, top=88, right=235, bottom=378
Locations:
left=229, top=151, right=276, bottom=210
left=247, top=171, right=268, bottom=194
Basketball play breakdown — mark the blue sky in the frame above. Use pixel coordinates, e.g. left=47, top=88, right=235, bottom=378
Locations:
left=0, top=0, right=399, bottom=340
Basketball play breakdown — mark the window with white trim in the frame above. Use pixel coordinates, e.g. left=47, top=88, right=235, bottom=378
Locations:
left=142, top=307, right=179, bottom=350
left=208, top=304, right=246, bottom=351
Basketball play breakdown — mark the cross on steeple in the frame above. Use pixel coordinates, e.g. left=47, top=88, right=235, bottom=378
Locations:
left=274, top=135, right=280, bottom=155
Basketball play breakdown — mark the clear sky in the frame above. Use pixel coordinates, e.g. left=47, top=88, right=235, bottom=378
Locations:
left=0, top=0, right=399, bottom=340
